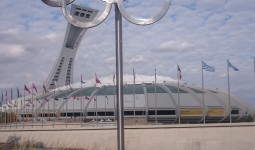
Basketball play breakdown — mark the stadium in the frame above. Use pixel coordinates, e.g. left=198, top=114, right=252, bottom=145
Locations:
left=1, top=74, right=251, bottom=124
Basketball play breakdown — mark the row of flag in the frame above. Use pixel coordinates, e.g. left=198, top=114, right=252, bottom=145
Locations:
left=177, top=59, right=239, bottom=80
left=1, top=72, right=102, bottom=106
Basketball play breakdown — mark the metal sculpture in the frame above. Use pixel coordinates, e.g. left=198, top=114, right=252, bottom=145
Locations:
left=41, top=0, right=171, bottom=149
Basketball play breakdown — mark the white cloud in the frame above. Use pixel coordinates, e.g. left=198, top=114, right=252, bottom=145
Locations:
left=0, top=44, right=26, bottom=58
left=104, top=57, right=115, bottom=64
left=157, top=40, right=195, bottom=52
left=126, top=55, right=147, bottom=63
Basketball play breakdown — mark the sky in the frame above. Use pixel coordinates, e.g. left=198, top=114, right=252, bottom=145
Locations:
left=0, top=0, right=254, bottom=106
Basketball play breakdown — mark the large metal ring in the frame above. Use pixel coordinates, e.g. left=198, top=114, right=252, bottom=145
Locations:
left=60, top=0, right=112, bottom=28
left=41, top=0, right=75, bottom=7
left=116, top=0, right=171, bottom=25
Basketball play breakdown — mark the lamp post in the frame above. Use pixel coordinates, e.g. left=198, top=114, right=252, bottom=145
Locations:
left=41, top=0, right=171, bottom=149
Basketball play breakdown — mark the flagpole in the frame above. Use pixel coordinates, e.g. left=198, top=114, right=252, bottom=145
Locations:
left=80, top=77, right=83, bottom=127
left=65, top=84, right=68, bottom=128
left=42, top=85, right=45, bottom=128
left=9, top=89, right=12, bottom=129
left=113, top=72, right=116, bottom=124
left=227, top=61, right=232, bottom=123
left=177, top=64, right=180, bottom=124
left=154, top=67, right=157, bottom=125
left=53, top=85, right=56, bottom=128
left=201, top=61, right=205, bottom=124
left=10, top=89, right=12, bottom=129
left=96, top=95, right=98, bottom=126
left=23, top=87, right=25, bottom=128
left=31, top=84, right=34, bottom=128
left=105, top=96, right=107, bottom=121
left=1, top=93, right=2, bottom=128
left=254, top=57, right=255, bottom=79
left=15, top=90, right=17, bottom=128
left=133, top=68, right=136, bottom=125
left=73, top=98, right=74, bottom=120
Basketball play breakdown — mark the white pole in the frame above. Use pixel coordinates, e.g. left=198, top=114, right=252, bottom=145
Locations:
left=1, top=94, right=2, bottom=128
left=254, top=57, right=255, bottom=79
left=154, top=67, right=157, bottom=125
left=177, top=64, right=180, bottom=124
left=42, top=87, right=45, bottom=128
left=32, top=85, right=34, bottom=128
left=80, top=82, right=83, bottom=126
left=201, top=62, right=205, bottom=124
left=53, top=87, right=55, bottom=128
left=105, top=96, right=107, bottom=120
left=65, top=85, right=68, bottom=128
left=227, top=63, right=232, bottom=123
left=23, top=88, right=25, bottom=128
left=96, top=96, right=98, bottom=126
left=133, top=69, right=136, bottom=125
left=113, top=83, right=116, bottom=124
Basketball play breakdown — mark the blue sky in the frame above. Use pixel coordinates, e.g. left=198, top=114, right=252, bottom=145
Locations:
left=0, top=0, right=254, bottom=106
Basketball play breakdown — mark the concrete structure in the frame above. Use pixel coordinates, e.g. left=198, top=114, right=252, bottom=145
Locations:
left=2, top=75, right=251, bottom=124
left=45, top=4, right=98, bottom=90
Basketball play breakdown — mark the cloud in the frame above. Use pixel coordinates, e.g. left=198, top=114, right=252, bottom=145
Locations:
left=0, top=44, right=26, bottom=58
left=157, top=40, right=195, bottom=52
left=104, top=57, right=115, bottom=64
left=126, top=55, right=147, bottom=63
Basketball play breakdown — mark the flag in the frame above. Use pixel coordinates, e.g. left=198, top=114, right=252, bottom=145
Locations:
left=24, top=85, right=31, bottom=94
left=32, top=83, right=38, bottom=93
left=113, top=71, right=115, bottom=84
left=227, top=59, right=239, bottom=71
left=105, top=96, right=109, bottom=104
left=14, top=102, right=18, bottom=107
left=84, top=96, right=90, bottom=100
left=202, top=61, right=215, bottom=72
left=66, top=80, right=73, bottom=90
left=81, top=74, right=86, bottom=84
left=177, top=65, right=182, bottom=80
left=43, top=84, right=47, bottom=93
left=17, top=87, right=20, bottom=98
left=95, top=73, right=101, bottom=84
left=45, top=98, right=49, bottom=102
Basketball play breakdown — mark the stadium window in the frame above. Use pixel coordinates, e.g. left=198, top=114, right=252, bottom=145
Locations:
left=148, top=110, right=155, bottom=115
left=86, top=14, right=90, bottom=18
left=135, top=111, right=146, bottom=116
left=80, top=13, right=85, bottom=17
left=157, top=110, right=176, bottom=115
left=124, top=111, right=134, bottom=116
left=231, top=109, right=239, bottom=115
left=87, top=112, right=95, bottom=116
left=74, top=12, right=79, bottom=16
left=106, top=112, right=114, bottom=116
